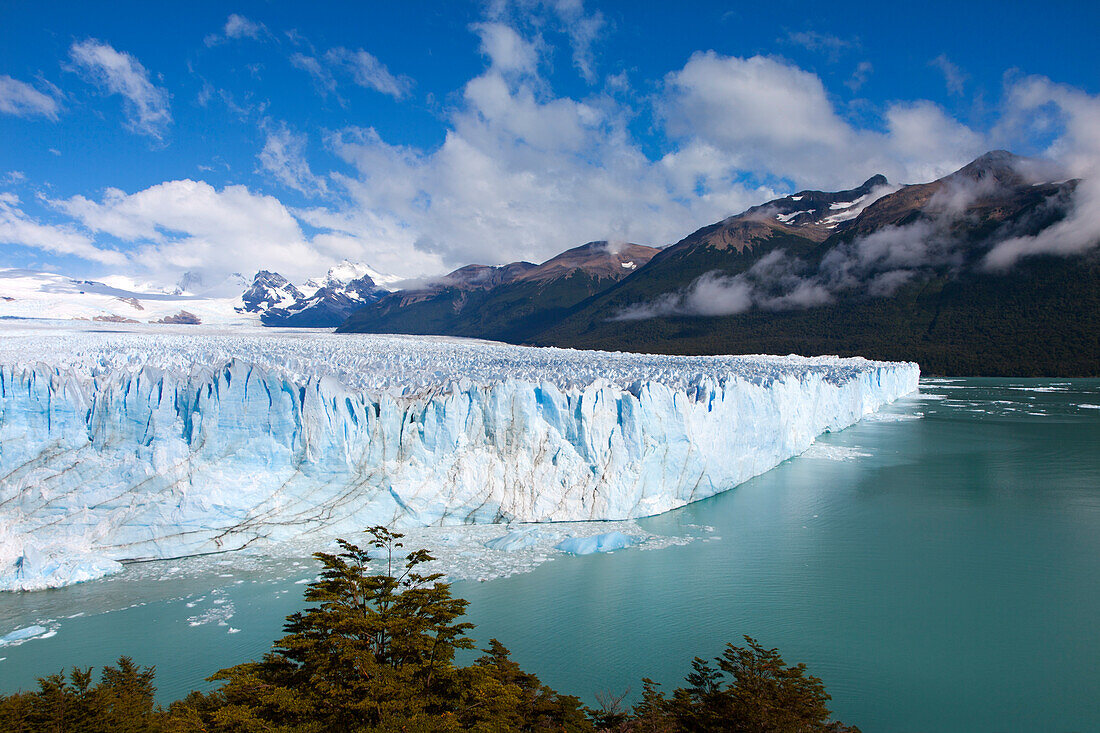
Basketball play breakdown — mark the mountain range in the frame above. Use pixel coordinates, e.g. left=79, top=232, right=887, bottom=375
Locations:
left=338, top=241, right=659, bottom=342
left=238, top=261, right=393, bottom=327
left=2, top=151, right=1096, bottom=375
left=0, top=260, right=396, bottom=328
left=338, top=151, right=1100, bottom=376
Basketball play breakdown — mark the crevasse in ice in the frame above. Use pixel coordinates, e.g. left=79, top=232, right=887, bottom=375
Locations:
left=0, top=324, right=919, bottom=591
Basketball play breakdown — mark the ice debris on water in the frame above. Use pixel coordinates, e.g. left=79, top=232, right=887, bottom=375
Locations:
left=0, top=322, right=919, bottom=591
left=556, top=531, right=635, bottom=555
left=484, top=528, right=541, bottom=552
left=0, top=625, right=53, bottom=647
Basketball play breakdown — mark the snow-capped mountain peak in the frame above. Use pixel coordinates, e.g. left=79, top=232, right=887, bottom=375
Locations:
left=239, top=270, right=304, bottom=313
left=237, top=265, right=388, bottom=327
left=305, top=260, right=402, bottom=292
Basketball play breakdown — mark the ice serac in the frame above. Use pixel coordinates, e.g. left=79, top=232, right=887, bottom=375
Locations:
left=0, top=324, right=919, bottom=591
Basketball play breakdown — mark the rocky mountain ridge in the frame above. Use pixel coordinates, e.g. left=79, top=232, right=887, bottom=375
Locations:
left=337, top=241, right=659, bottom=341
left=236, top=260, right=391, bottom=327
left=338, top=151, right=1099, bottom=376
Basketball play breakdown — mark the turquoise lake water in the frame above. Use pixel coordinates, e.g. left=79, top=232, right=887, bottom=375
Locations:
left=1, top=378, right=1098, bottom=732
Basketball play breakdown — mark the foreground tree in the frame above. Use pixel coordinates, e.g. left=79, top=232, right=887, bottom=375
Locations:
left=171, top=526, right=591, bottom=732
left=1, top=527, right=860, bottom=732
left=626, top=637, right=860, bottom=733
left=0, top=657, right=159, bottom=733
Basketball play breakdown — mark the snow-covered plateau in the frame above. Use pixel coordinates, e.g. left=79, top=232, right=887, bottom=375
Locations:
left=0, top=322, right=919, bottom=591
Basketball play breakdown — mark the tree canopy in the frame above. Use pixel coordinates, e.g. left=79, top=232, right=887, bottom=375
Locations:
left=1, top=526, right=859, bottom=732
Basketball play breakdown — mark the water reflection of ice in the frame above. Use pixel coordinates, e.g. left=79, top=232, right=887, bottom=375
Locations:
left=0, top=519, right=699, bottom=647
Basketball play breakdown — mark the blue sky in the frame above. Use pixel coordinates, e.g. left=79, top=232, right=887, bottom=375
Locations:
left=1, top=0, right=1098, bottom=286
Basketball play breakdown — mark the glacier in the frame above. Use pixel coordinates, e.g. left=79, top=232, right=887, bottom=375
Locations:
left=0, top=322, right=918, bottom=591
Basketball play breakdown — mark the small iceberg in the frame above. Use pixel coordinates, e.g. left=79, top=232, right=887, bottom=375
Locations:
left=484, top=528, right=540, bottom=552
left=0, top=625, right=49, bottom=647
left=556, top=531, right=635, bottom=555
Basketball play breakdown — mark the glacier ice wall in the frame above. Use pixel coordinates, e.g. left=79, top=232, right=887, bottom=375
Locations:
left=0, top=324, right=919, bottom=590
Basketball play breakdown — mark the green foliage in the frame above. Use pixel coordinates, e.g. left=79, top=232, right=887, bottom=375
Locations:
left=649, top=637, right=860, bottom=733
left=0, top=658, right=159, bottom=733
left=176, top=526, right=480, bottom=731
left=0, top=528, right=860, bottom=732
left=166, top=526, right=593, bottom=732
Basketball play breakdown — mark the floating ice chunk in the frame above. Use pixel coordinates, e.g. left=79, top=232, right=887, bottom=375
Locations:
left=484, top=528, right=540, bottom=551
left=801, top=444, right=872, bottom=461
left=861, top=411, right=923, bottom=422
left=187, top=602, right=234, bottom=627
left=0, top=625, right=49, bottom=646
left=556, top=531, right=635, bottom=555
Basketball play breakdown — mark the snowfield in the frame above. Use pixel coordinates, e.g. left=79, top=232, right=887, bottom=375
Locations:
left=0, top=322, right=918, bottom=591
left=0, top=269, right=260, bottom=326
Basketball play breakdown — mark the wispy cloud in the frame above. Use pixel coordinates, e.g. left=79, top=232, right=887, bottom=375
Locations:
left=485, top=0, right=606, bottom=83
left=290, top=46, right=411, bottom=100
left=783, top=30, right=856, bottom=60
left=549, top=0, right=605, bottom=83
left=0, top=75, right=60, bottom=119
left=846, top=61, right=873, bottom=92
left=325, top=48, right=413, bottom=99
left=290, top=53, right=336, bottom=95
left=930, top=54, right=967, bottom=96
left=68, top=39, right=171, bottom=139
left=258, top=122, right=328, bottom=196
left=204, top=14, right=269, bottom=46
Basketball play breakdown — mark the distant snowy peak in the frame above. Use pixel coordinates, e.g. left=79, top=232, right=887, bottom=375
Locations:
left=239, top=270, right=304, bottom=313
left=239, top=265, right=388, bottom=328
left=175, top=270, right=250, bottom=297
left=306, top=260, right=402, bottom=292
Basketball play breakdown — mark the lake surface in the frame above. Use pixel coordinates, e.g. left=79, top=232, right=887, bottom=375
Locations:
left=2, top=378, right=1098, bottom=732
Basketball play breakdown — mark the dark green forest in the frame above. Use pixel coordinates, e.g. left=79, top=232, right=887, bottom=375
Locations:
left=533, top=254, right=1100, bottom=377
left=0, top=528, right=860, bottom=732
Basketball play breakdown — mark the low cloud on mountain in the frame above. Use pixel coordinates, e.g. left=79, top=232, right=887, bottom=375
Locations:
left=617, top=152, right=1093, bottom=320
left=984, top=77, right=1100, bottom=270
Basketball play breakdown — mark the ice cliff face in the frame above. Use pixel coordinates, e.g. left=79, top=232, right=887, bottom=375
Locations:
left=0, top=323, right=919, bottom=591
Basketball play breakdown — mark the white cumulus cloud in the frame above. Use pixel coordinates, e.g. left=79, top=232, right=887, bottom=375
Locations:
left=0, top=193, right=125, bottom=265
left=54, top=180, right=317, bottom=282
left=661, top=52, right=986, bottom=189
